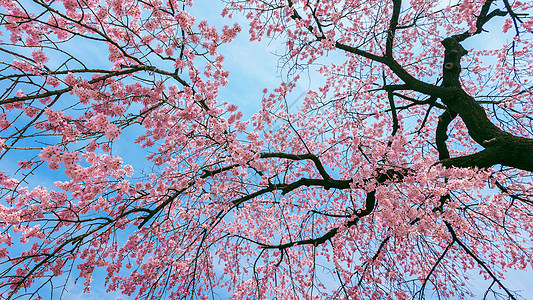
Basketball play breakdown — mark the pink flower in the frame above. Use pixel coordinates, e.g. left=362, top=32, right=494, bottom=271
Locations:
left=31, top=50, right=48, bottom=63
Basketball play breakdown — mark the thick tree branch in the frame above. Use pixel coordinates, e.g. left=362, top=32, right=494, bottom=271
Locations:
left=260, top=152, right=333, bottom=181
left=385, top=0, right=402, bottom=58
left=440, top=138, right=533, bottom=171
left=435, top=109, right=458, bottom=160
left=436, top=36, right=533, bottom=171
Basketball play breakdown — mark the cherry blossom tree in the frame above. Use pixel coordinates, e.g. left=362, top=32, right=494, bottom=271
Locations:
left=1, top=0, right=533, bottom=299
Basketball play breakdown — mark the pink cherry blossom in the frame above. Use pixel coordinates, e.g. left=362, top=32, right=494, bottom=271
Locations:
left=0, top=0, right=533, bottom=299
